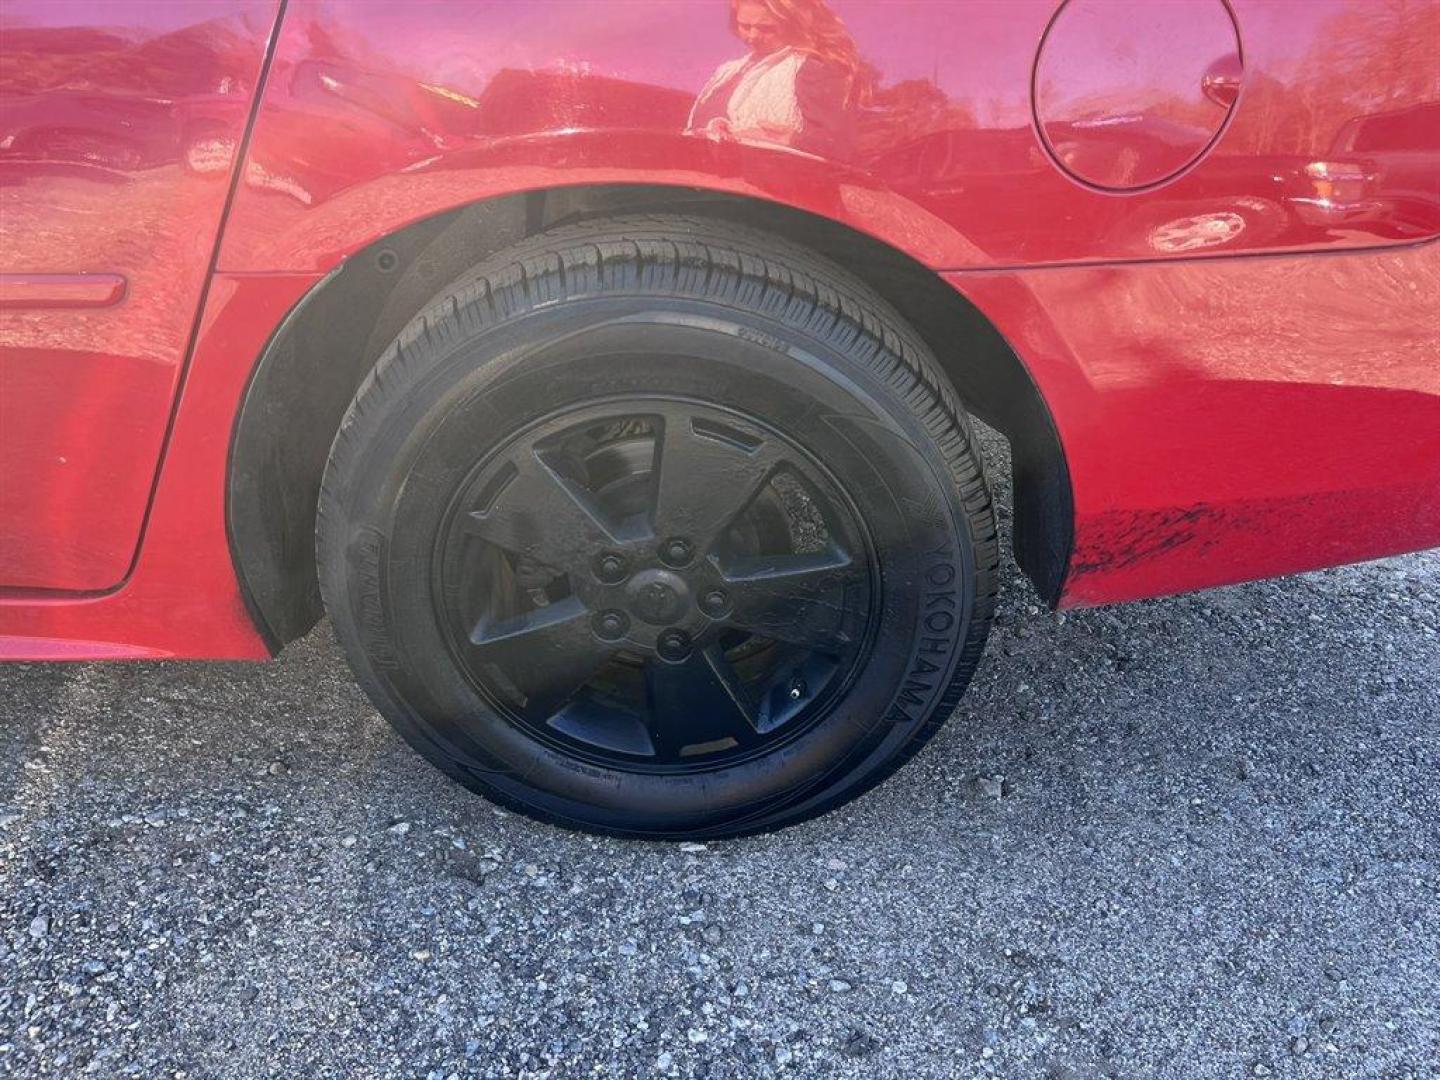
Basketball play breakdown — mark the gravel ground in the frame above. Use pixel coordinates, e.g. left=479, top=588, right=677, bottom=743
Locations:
left=2, top=445, right=1438, bottom=1080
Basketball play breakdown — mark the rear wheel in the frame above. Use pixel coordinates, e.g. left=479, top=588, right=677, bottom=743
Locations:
left=317, top=215, right=997, bottom=838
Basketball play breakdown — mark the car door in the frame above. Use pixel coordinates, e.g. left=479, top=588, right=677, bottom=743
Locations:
left=0, top=1, right=282, bottom=591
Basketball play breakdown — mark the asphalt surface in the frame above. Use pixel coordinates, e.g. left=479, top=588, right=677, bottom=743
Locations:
left=2, top=448, right=1438, bottom=1079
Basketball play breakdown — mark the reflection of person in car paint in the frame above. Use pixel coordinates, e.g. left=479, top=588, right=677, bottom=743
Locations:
left=688, top=0, right=868, bottom=160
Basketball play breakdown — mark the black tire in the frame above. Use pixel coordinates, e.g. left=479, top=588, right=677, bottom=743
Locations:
left=316, top=214, right=998, bottom=838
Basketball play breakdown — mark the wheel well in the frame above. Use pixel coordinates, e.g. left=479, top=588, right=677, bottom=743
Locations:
left=227, top=184, right=1073, bottom=650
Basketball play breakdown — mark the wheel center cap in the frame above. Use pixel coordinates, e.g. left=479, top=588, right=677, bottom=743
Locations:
left=625, top=569, right=691, bottom=625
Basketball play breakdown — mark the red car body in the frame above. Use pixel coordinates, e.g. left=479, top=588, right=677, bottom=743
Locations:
left=2, top=0, right=1437, bottom=661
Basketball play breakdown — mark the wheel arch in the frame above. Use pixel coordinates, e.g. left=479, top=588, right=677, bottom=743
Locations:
left=227, top=184, right=1073, bottom=649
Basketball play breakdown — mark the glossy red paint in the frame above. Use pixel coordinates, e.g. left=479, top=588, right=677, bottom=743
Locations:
left=951, top=239, right=1440, bottom=606
left=1034, top=0, right=1243, bottom=190
left=215, top=0, right=1440, bottom=273
left=0, top=274, right=127, bottom=310
left=1, top=0, right=1437, bottom=659
left=0, top=272, right=319, bottom=660
left=0, top=1, right=282, bottom=592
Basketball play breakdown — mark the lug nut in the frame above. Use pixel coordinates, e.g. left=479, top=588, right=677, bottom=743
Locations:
left=657, top=628, right=692, bottom=662
left=593, top=552, right=629, bottom=584
left=699, top=588, right=730, bottom=617
left=659, top=537, right=694, bottom=568
left=593, top=609, right=630, bottom=641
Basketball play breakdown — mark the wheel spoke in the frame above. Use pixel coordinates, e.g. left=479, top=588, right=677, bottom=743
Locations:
left=652, top=415, right=776, bottom=551
left=469, top=597, right=613, bottom=722
left=466, top=450, right=618, bottom=572
left=644, top=645, right=760, bottom=758
left=721, top=549, right=867, bottom=651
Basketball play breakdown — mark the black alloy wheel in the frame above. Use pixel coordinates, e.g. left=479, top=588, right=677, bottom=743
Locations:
left=439, top=397, right=876, bottom=771
left=317, top=214, right=998, bottom=837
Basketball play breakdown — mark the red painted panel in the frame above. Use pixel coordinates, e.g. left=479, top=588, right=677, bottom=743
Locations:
left=950, top=238, right=1440, bottom=606
left=0, top=1, right=281, bottom=591
left=0, top=273, right=126, bottom=309
left=219, top=0, right=1440, bottom=274
left=0, top=273, right=319, bottom=660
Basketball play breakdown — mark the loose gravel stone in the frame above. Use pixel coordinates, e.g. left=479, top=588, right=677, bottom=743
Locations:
left=975, top=775, right=1007, bottom=799
left=843, top=1030, right=881, bottom=1057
